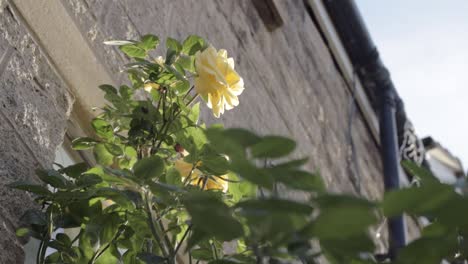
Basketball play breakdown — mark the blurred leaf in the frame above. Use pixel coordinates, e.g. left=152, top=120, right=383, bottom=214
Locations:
left=133, top=155, right=165, bottom=181
left=227, top=172, right=256, bottom=203
left=251, top=136, right=296, bottom=159
left=200, top=154, right=230, bottom=175
left=230, top=158, right=273, bottom=189
left=312, top=206, right=377, bottom=240
left=183, top=191, right=243, bottom=241
left=269, top=169, right=325, bottom=193
left=382, top=182, right=456, bottom=217
left=236, top=198, right=313, bottom=215
left=310, top=194, right=377, bottom=240
left=402, top=160, right=440, bottom=184
left=320, top=233, right=375, bottom=262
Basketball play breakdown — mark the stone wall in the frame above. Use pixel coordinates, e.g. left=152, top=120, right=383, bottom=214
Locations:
left=0, top=0, right=386, bottom=262
left=0, top=2, right=74, bottom=263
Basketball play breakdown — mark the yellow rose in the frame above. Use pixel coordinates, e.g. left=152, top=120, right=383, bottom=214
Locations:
left=174, top=159, right=228, bottom=192
left=194, top=45, right=244, bottom=117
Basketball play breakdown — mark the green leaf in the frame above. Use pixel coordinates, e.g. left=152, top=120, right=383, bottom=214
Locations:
left=104, top=143, right=123, bottom=156
left=36, top=169, right=69, bottom=189
left=312, top=205, right=377, bottom=240
left=182, top=35, right=206, bottom=55
left=395, top=234, right=458, bottom=264
left=177, top=55, right=195, bottom=72
left=76, top=174, right=102, bottom=188
left=205, top=127, right=245, bottom=159
left=309, top=194, right=377, bottom=240
left=236, top=198, right=313, bottom=215
left=95, top=188, right=135, bottom=210
left=138, top=34, right=159, bottom=51
left=21, top=209, right=47, bottom=226
left=137, top=252, right=166, bottom=263
left=200, top=154, right=230, bottom=175
left=320, top=233, right=375, bottom=262
left=165, top=48, right=178, bottom=65
left=103, top=40, right=136, bottom=46
left=188, top=102, right=200, bottom=124
left=92, top=118, right=114, bottom=139
left=191, top=248, right=213, bottom=261
left=227, top=172, right=256, bottom=203
left=133, top=155, right=165, bottom=180
left=99, top=84, right=118, bottom=95
left=251, top=136, right=296, bottom=158
left=164, top=167, right=182, bottom=186
left=55, top=233, right=72, bottom=247
left=229, top=158, right=273, bottom=189
left=224, top=128, right=261, bottom=147
left=120, top=44, right=147, bottom=59
left=183, top=191, right=243, bottom=241
left=269, top=169, right=325, bottom=193
left=173, top=79, right=190, bottom=94
left=94, top=143, right=114, bottom=166
left=176, top=126, right=207, bottom=156
left=59, top=162, right=88, bottom=178
left=402, top=160, right=439, bottom=184
left=166, top=37, right=182, bottom=53
left=16, top=227, right=30, bottom=237
left=382, top=182, right=456, bottom=218
left=71, top=137, right=99, bottom=150
left=8, top=181, right=51, bottom=196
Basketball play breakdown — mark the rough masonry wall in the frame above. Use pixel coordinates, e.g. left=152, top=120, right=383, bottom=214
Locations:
left=0, top=2, right=74, bottom=263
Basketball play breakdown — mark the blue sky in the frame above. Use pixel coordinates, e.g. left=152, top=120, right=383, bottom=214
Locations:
left=356, top=0, right=468, bottom=170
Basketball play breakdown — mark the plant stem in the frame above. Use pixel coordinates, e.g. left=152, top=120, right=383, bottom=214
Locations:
left=173, top=225, right=192, bottom=258
left=38, top=206, right=54, bottom=264
left=89, top=223, right=127, bottom=264
left=211, top=241, right=219, bottom=260
left=144, top=191, right=169, bottom=258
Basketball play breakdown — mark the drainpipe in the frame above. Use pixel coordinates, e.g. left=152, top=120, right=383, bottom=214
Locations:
left=321, top=0, right=406, bottom=259
left=374, top=58, right=407, bottom=260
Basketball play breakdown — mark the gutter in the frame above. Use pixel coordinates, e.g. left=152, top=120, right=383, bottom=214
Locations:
left=321, top=0, right=407, bottom=259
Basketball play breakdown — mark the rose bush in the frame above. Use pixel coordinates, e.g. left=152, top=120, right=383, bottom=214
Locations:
left=10, top=34, right=468, bottom=264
